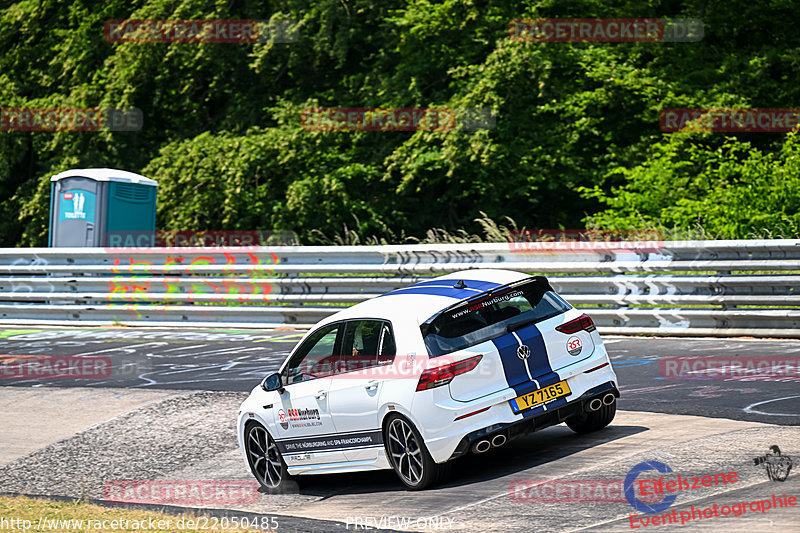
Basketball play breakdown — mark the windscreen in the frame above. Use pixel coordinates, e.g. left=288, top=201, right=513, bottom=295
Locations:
left=422, top=277, right=572, bottom=356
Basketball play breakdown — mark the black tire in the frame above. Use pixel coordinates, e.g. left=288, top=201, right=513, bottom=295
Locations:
left=383, top=414, right=451, bottom=490
left=566, top=400, right=616, bottom=434
left=244, top=422, right=297, bottom=493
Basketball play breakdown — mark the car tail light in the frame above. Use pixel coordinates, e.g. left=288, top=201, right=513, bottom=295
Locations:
left=555, top=313, right=596, bottom=334
left=416, top=354, right=483, bottom=392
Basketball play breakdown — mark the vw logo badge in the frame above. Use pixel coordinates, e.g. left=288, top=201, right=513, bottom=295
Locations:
left=517, top=345, right=531, bottom=360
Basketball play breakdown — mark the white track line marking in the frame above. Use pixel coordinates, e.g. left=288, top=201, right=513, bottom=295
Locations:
left=743, top=395, right=800, bottom=417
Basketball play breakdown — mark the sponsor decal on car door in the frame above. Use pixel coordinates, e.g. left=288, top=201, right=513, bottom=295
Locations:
left=273, top=377, right=348, bottom=464
left=271, top=322, right=346, bottom=464
left=327, top=320, right=394, bottom=461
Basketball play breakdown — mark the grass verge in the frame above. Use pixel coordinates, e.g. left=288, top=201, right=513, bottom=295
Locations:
left=0, top=495, right=261, bottom=532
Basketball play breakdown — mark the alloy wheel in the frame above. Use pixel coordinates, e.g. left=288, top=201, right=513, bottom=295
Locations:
left=246, top=425, right=283, bottom=488
left=387, top=418, right=424, bottom=486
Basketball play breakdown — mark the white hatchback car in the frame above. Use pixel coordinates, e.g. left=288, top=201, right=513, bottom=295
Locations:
left=238, top=269, right=619, bottom=490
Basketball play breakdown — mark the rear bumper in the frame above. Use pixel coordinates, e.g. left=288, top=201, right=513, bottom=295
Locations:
left=447, top=380, right=619, bottom=460
left=415, top=341, right=618, bottom=463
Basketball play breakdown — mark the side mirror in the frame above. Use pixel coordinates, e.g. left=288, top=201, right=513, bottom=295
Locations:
left=261, top=372, right=284, bottom=393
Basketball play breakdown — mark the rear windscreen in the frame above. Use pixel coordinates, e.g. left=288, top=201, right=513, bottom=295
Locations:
left=421, top=278, right=572, bottom=356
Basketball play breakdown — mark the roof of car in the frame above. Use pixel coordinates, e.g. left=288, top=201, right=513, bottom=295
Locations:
left=318, top=269, right=530, bottom=327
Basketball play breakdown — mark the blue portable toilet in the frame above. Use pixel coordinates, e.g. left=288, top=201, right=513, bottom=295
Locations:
left=49, top=168, right=158, bottom=247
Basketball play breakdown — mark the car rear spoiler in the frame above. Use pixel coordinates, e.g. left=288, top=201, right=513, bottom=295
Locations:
left=419, top=275, right=554, bottom=335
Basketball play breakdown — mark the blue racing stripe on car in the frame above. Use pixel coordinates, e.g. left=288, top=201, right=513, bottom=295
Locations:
left=492, top=332, right=533, bottom=394
left=379, top=279, right=502, bottom=298
left=380, top=287, right=478, bottom=299
left=401, top=279, right=502, bottom=291
left=492, top=323, right=559, bottom=397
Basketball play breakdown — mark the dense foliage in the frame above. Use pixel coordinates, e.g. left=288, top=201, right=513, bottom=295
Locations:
left=1, top=0, right=798, bottom=245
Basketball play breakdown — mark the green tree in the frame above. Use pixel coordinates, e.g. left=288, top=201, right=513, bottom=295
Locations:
left=582, top=132, right=800, bottom=238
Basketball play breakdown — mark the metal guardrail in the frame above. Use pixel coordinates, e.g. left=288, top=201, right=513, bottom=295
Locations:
left=0, top=240, right=797, bottom=337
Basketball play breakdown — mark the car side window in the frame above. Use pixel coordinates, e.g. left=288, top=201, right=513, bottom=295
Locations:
left=284, top=323, right=341, bottom=385
left=338, top=320, right=395, bottom=373
left=377, top=322, right=396, bottom=366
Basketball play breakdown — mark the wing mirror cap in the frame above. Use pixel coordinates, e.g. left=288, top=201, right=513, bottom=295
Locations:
left=261, top=372, right=284, bottom=393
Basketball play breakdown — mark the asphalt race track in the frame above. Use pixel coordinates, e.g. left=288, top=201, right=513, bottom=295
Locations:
left=0, top=328, right=798, bottom=425
left=1, top=327, right=798, bottom=532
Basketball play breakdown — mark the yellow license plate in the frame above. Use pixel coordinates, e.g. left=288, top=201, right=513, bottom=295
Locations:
left=510, top=380, right=571, bottom=412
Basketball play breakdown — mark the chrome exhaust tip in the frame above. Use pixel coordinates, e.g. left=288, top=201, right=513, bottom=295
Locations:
left=491, top=434, right=507, bottom=448
left=603, top=393, right=616, bottom=406
left=472, top=439, right=491, bottom=454
left=586, top=398, right=603, bottom=412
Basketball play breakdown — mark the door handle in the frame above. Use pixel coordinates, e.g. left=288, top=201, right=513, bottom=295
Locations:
left=365, top=380, right=379, bottom=391
left=315, top=391, right=327, bottom=400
